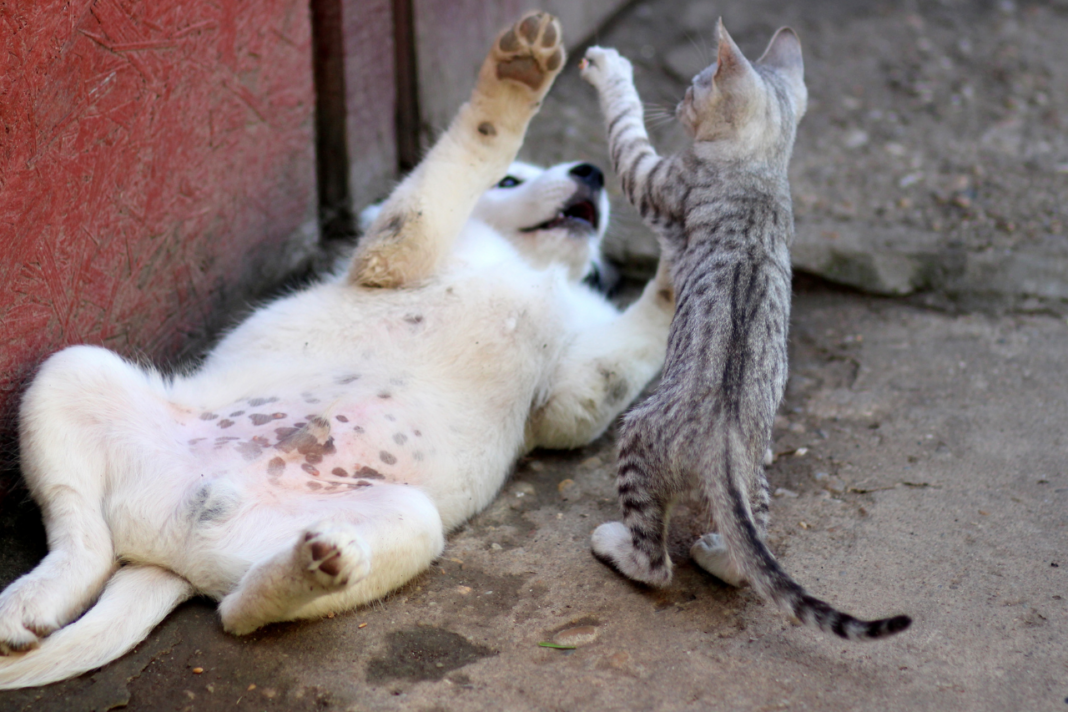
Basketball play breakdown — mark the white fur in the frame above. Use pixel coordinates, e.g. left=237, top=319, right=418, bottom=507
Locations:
left=0, top=14, right=674, bottom=689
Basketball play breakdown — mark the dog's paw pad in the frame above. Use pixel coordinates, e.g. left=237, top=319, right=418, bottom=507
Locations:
left=494, top=13, right=564, bottom=90
left=300, top=527, right=370, bottom=589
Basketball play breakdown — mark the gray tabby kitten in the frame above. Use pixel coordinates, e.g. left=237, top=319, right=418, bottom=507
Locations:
left=580, top=22, right=910, bottom=640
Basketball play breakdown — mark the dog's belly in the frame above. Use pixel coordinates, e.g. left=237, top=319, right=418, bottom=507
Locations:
left=176, top=388, right=434, bottom=498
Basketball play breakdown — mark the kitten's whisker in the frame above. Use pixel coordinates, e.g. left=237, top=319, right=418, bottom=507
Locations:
left=685, top=32, right=712, bottom=68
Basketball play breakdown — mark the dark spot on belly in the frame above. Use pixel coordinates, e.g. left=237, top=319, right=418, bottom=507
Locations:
left=413, top=451, right=424, bottom=461
left=188, top=438, right=206, bottom=445
left=216, top=436, right=240, bottom=442
left=189, top=483, right=235, bottom=523
left=306, top=481, right=323, bottom=491
left=252, top=435, right=270, bottom=447
left=403, top=314, right=424, bottom=325
left=302, top=463, right=320, bottom=476
left=379, top=451, right=397, bottom=465
left=393, top=433, right=407, bottom=445
left=354, top=480, right=373, bottom=488
left=250, top=413, right=273, bottom=426
left=336, top=415, right=349, bottom=423
left=337, top=374, right=360, bottom=385
left=218, top=419, right=235, bottom=429
left=310, top=416, right=330, bottom=429
left=272, top=412, right=286, bottom=419
left=248, top=397, right=278, bottom=407
left=377, top=392, right=391, bottom=400
left=293, top=422, right=307, bottom=429
left=477, top=121, right=496, bottom=136
left=413, top=429, right=422, bottom=437
left=354, top=425, right=365, bottom=434
left=306, top=452, right=323, bottom=465
left=332, top=467, right=349, bottom=477
left=200, top=412, right=218, bottom=421
left=275, top=426, right=298, bottom=440
left=305, top=397, right=321, bottom=404
left=267, top=458, right=285, bottom=476
left=236, top=441, right=263, bottom=461
left=356, top=466, right=384, bottom=479
left=230, top=410, right=245, bottom=417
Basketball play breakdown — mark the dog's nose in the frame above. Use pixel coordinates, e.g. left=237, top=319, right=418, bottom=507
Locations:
left=569, top=163, right=604, bottom=190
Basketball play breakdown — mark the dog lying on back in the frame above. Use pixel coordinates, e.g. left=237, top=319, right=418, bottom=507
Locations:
left=0, top=12, right=675, bottom=688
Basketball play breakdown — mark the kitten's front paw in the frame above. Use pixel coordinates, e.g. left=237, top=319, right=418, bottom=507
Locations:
left=492, top=12, right=564, bottom=93
left=300, top=525, right=371, bottom=590
left=591, top=521, right=672, bottom=587
left=691, top=533, right=746, bottom=587
left=580, top=46, right=634, bottom=89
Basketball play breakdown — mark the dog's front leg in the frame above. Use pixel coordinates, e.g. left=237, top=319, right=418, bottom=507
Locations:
left=528, top=260, right=676, bottom=449
left=348, top=12, right=565, bottom=289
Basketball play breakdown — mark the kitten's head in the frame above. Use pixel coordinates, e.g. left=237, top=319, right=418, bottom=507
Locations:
left=677, top=21, right=807, bottom=163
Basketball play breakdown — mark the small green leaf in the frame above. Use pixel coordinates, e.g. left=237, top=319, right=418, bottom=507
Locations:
left=538, top=641, right=576, bottom=650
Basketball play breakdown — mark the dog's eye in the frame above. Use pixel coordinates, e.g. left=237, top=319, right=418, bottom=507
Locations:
left=497, top=176, right=522, bottom=188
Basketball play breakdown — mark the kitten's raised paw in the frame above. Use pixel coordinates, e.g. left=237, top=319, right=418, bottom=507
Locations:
left=591, top=521, right=672, bottom=587
left=691, top=533, right=746, bottom=587
left=300, top=525, right=371, bottom=590
left=494, top=12, right=564, bottom=91
left=580, top=46, right=634, bottom=89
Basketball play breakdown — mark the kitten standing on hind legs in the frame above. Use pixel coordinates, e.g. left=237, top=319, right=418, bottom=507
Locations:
left=581, top=21, right=911, bottom=640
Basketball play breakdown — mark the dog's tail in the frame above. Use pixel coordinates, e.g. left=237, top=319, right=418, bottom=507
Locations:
left=0, top=564, right=194, bottom=689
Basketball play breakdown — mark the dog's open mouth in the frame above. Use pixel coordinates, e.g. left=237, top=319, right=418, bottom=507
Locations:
left=521, top=197, right=599, bottom=233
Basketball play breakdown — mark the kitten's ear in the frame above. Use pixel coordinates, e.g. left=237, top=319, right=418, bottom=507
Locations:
left=712, top=19, right=754, bottom=83
left=757, top=27, right=804, bottom=82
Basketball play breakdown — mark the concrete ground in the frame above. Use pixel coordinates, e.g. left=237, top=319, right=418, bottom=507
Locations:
left=1, top=0, right=1066, bottom=710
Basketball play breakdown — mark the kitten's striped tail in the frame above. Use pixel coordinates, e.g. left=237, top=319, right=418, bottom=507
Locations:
left=707, top=436, right=911, bottom=641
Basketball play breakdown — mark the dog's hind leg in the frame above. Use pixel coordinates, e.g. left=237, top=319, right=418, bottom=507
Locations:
left=0, top=346, right=164, bottom=653
left=349, top=12, right=565, bottom=288
left=218, top=483, right=444, bottom=634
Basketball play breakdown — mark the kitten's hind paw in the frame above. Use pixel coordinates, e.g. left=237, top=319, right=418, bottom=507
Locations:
left=691, top=533, right=746, bottom=587
left=591, top=521, right=672, bottom=587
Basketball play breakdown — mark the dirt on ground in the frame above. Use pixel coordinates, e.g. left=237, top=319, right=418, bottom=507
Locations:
left=1, top=1, right=1066, bottom=710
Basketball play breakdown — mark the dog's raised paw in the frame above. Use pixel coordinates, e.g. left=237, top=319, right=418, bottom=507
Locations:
left=300, top=525, right=370, bottom=589
left=494, top=12, right=564, bottom=90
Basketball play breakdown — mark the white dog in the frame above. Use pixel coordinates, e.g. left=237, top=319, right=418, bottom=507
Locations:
left=0, top=13, right=674, bottom=688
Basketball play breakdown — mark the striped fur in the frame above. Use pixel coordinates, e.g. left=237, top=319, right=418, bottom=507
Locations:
left=582, top=23, right=910, bottom=641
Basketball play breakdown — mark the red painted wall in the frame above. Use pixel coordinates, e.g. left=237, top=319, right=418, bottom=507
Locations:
left=0, top=0, right=317, bottom=473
